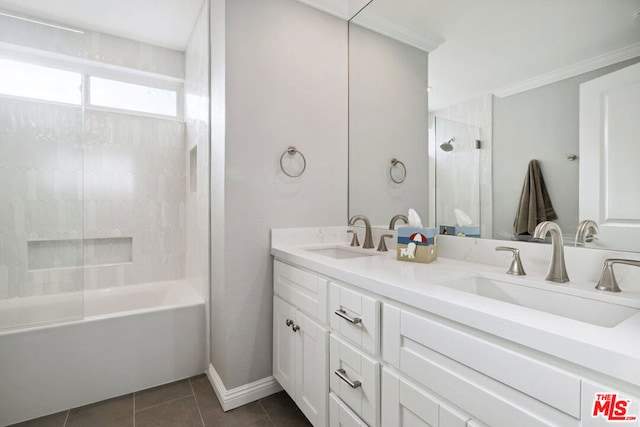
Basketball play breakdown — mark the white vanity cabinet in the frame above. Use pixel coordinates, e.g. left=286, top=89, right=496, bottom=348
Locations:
left=382, top=303, right=582, bottom=426
left=327, top=281, right=381, bottom=427
left=273, top=261, right=329, bottom=427
left=329, top=282, right=379, bottom=355
left=272, top=255, right=640, bottom=427
left=381, top=367, right=470, bottom=427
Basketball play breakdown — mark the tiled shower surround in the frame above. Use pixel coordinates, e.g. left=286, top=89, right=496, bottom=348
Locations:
left=0, top=14, right=196, bottom=301
left=0, top=98, right=186, bottom=299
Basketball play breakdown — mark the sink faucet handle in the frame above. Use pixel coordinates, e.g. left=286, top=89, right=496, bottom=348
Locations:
left=347, top=230, right=360, bottom=247
left=377, top=234, right=393, bottom=252
left=596, top=258, right=640, bottom=292
left=495, top=246, right=527, bottom=276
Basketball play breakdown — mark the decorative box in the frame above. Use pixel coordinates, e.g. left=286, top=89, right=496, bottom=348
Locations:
left=439, top=225, right=480, bottom=237
left=396, top=226, right=437, bottom=264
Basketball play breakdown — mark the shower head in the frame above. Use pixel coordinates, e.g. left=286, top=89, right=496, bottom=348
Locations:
left=440, top=138, right=454, bottom=152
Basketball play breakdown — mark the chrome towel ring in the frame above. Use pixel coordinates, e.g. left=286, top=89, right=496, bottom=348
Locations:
left=280, top=146, right=306, bottom=178
left=390, top=158, right=406, bottom=184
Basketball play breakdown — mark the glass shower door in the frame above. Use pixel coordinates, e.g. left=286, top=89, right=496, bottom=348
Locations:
left=0, top=12, right=85, bottom=330
left=434, top=117, right=481, bottom=236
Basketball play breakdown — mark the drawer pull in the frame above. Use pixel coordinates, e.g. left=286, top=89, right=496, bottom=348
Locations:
left=285, top=319, right=294, bottom=327
left=335, top=368, right=361, bottom=389
left=335, top=309, right=361, bottom=324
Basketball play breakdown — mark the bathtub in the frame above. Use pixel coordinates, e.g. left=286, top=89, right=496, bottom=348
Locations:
left=0, top=281, right=206, bottom=426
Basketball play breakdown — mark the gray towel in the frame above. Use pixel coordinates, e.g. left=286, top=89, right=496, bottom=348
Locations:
left=513, top=159, right=557, bottom=236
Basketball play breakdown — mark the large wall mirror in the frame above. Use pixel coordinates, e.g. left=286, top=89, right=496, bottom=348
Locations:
left=348, top=0, right=640, bottom=252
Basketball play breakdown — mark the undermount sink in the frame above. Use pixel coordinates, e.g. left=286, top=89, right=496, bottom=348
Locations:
left=305, top=246, right=380, bottom=260
left=443, top=276, right=639, bottom=328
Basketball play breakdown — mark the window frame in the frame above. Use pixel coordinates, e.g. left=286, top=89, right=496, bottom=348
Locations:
left=0, top=47, right=184, bottom=121
left=84, top=69, right=184, bottom=121
left=0, top=50, right=84, bottom=107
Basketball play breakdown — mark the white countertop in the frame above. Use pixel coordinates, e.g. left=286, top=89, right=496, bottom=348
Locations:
left=271, top=232, right=640, bottom=390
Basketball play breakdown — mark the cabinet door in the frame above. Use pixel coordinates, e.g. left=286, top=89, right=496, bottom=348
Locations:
left=329, top=282, right=379, bottom=355
left=296, top=309, right=329, bottom=427
left=439, top=404, right=469, bottom=427
left=330, top=335, right=379, bottom=426
left=273, top=296, right=297, bottom=398
left=382, top=367, right=439, bottom=427
left=330, top=393, right=368, bottom=427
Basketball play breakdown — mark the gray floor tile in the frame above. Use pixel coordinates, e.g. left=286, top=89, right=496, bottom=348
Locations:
left=204, top=401, right=267, bottom=427
left=260, top=392, right=312, bottom=427
left=245, top=417, right=275, bottom=427
left=66, top=394, right=133, bottom=427
left=136, top=395, right=203, bottom=427
left=190, top=375, right=224, bottom=425
left=135, top=379, right=193, bottom=411
left=8, top=411, right=68, bottom=427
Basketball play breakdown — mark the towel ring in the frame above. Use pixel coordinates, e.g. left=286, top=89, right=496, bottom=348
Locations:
left=280, top=146, right=306, bottom=178
left=390, top=158, right=406, bottom=184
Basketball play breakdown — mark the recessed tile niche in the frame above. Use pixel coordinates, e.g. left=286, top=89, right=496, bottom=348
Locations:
left=27, top=237, right=133, bottom=270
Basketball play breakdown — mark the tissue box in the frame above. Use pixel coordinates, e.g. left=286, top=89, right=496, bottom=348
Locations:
left=439, top=225, right=480, bottom=237
left=396, top=226, right=437, bottom=264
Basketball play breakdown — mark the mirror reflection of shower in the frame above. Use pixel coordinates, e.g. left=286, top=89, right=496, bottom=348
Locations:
left=434, top=117, right=481, bottom=235
left=440, top=137, right=455, bottom=152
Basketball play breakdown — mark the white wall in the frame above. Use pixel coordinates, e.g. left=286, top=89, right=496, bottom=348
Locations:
left=348, top=24, right=429, bottom=227
left=492, top=57, right=640, bottom=240
left=210, top=0, right=348, bottom=390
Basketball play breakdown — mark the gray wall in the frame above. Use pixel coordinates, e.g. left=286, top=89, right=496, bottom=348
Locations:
left=492, top=57, right=640, bottom=240
left=210, top=0, right=348, bottom=390
left=348, top=24, right=429, bottom=226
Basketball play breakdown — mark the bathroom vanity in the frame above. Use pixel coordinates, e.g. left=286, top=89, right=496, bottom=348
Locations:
left=271, top=227, right=640, bottom=427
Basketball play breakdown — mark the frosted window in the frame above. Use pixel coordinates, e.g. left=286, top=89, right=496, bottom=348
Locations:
left=0, top=58, right=81, bottom=104
left=89, top=76, right=178, bottom=117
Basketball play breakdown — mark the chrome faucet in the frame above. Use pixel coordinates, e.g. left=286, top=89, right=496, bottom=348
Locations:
left=495, top=247, right=526, bottom=276
left=388, top=214, right=408, bottom=230
left=348, top=215, right=374, bottom=249
left=575, top=219, right=599, bottom=246
left=596, top=258, right=640, bottom=292
left=533, top=221, right=569, bottom=283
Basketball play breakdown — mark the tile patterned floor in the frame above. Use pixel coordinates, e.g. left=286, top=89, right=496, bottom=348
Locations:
left=11, top=375, right=312, bottom=427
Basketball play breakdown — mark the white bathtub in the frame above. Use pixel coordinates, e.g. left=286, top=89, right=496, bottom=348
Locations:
left=0, top=281, right=206, bottom=426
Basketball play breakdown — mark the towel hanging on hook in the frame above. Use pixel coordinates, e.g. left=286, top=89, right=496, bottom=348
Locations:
left=513, top=159, right=557, bottom=236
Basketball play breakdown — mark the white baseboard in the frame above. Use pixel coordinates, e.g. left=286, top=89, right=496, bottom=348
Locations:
left=206, top=364, right=283, bottom=411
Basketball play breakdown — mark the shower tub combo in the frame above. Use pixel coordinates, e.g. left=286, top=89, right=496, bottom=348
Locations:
left=0, top=281, right=206, bottom=426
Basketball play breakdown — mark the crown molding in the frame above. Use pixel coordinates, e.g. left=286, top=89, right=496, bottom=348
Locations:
left=294, top=0, right=369, bottom=20
left=494, top=42, right=640, bottom=98
left=352, top=12, right=444, bottom=52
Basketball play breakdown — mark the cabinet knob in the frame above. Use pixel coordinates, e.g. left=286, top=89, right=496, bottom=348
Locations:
left=285, top=319, right=294, bottom=327
left=292, top=324, right=300, bottom=332
left=334, top=368, right=361, bottom=389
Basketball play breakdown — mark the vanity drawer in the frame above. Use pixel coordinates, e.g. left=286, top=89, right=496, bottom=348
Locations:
left=329, top=282, right=379, bottom=355
left=330, top=334, right=379, bottom=427
left=274, top=260, right=327, bottom=323
left=382, top=304, right=581, bottom=426
left=329, top=393, right=367, bottom=427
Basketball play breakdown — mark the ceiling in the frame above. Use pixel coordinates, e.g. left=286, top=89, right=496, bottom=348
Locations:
left=0, top=0, right=638, bottom=108
left=347, top=0, right=640, bottom=110
left=0, top=0, right=204, bottom=51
